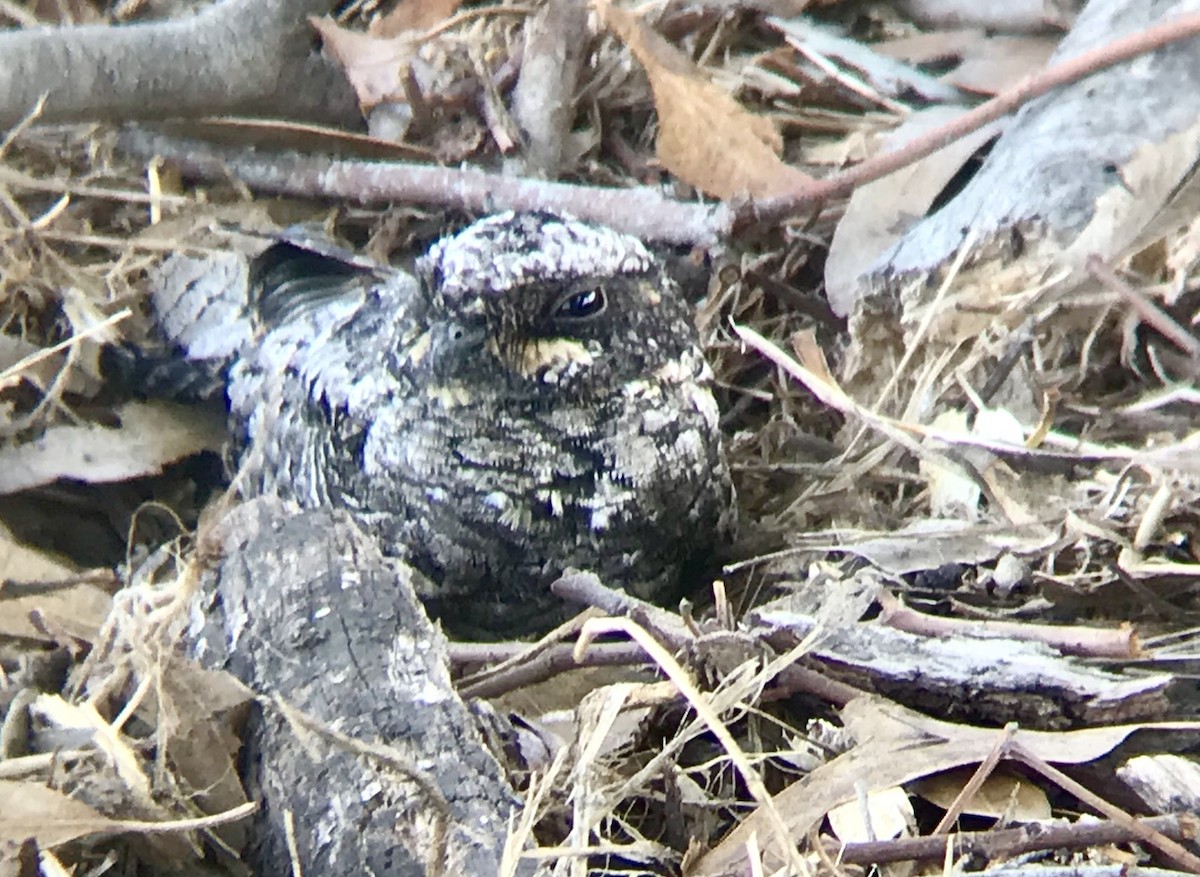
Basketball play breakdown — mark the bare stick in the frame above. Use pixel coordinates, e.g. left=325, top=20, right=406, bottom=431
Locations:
left=451, top=641, right=649, bottom=700
left=1010, top=742, right=1200, bottom=873
left=877, top=590, right=1140, bottom=659
left=115, top=128, right=730, bottom=245
left=552, top=570, right=866, bottom=707
left=827, top=813, right=1198, bottom=867
left=1087, top=255, right=1200, bottom=358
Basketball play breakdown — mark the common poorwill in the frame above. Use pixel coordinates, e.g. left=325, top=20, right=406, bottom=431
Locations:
left=151, top=212, right=733, bottom=636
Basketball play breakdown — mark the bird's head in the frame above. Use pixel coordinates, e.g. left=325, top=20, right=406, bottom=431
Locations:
left=412, top=212, right=706, bottom=402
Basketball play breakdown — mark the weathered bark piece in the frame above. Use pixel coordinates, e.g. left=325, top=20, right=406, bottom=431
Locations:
left=190, top=499, right=523, bottom=877
left=1116, top=753, right=1200, bottom=814
left=846, top=0, right=1200, bottom=387
left=0, top=0, right=359, bottom=128
left=753, top=603, right=1174, bottom=728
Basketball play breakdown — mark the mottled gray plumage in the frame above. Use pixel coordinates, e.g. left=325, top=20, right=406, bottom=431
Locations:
left=152, top=212, right=733, bottom=636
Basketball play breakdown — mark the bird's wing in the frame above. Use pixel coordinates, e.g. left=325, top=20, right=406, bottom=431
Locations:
left=226, top=243, right=422, bottom=506
left=143, top=235, right=391, bottom=401
left=230, top=243, right=418, bottom=426
left=151, top=250, right=254, bottom=364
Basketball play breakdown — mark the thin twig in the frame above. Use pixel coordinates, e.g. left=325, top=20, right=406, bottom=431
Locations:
left=552, top=570, right=867, bottom=707
left=454, top=641, right=650, bottom=699
left=575, top=617, right=815, bottom=877
left=1087, top=255, right=1200, bottom=358
left=929, top=724, right=1016, bottom=835
left=877, top=590, right=1140, bottom=659
left=827, top=812, right=1198, bottom=867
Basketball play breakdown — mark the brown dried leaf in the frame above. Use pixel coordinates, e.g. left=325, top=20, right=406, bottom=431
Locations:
left=311, top=16, right=420, bottom=112
left=912, top=767, right=1051, bottom=820
left=943, top=35, right=1056, bottom=95
left=0, top=781, right=117, bottom=849
left=0, top=336, right=91, bottom=396
left=692, top=696, right=1200, bottom=876
left=596, top=0, right=811, bottom=200
left=0, top=522, right=76, bottom=582
left=33, top=696, right=154, bottom=804
left=154, top=660, right=253, bottom=851
left=827, top=785, right=913, bottom=842
left=874, top=30, right=1057, bottom=95
left=371, top=0, right=464, bottom=38
left=0, top=584, right=111, bottom=643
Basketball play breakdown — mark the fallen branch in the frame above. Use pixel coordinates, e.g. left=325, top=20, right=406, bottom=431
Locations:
left=115, top=128, right=729, bottom=245
left=451, top=640, right=649, bottom=699
left=1009, top=741, right=1200, bottom=872
left=827, top=812, right=1198, bottom=867
left=551, top=570, right=864, bottom=706
left=0, top=0, right=358, bottom=129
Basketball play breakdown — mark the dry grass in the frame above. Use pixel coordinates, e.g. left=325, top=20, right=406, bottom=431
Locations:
left=4, top=1, right=1200, bottom=875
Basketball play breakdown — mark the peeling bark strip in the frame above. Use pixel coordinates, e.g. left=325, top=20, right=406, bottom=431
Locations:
left=0, top=0, right=358, bottom=129
left=190, top=500, right=524, bottom=877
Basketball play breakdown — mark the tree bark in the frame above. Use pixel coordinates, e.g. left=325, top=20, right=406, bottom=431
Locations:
left=0, top=0, right=359, bottom=128
left=843, top=0, right=1200, bottom=390
left=190, top=499, right=525, bottom=877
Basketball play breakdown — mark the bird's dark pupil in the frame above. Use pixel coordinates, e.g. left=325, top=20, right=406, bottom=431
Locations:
left=564, top=289, right=601, bottom=317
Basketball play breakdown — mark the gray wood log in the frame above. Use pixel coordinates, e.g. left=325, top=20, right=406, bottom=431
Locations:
left=189, top=498, right=525, bottom=877
left=846, top=0, right=1200, bottom=384
left=0, top=0, right=359, bottom=128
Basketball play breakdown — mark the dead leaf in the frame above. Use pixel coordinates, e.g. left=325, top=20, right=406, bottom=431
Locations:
left=0, top=584, right=111, bottom=643
left=942, top=36, right=1056, bottom=95
left=0, top=522, right=77, bottom=581
left=875, top=30, right=1057, bottom=95
left=171, top=118, right=433, bottom=162
left=691, top=696, right=1200, bottom=876
left=872, top=28, right=985, bottom=66
left=153, top=659, right=253, bottom=851
left=0, top=336, right=93, bottom=396
left=768, top=16, right=962, bottom=106
left=32, top=696, right=153, bottom=804
left=311, top=16, right=421, bottom=112
left=371, top=0, right=463, bottom=38
left=912, top=767, right=1051, bottom=820
left=0, top=400, right=224, bottom=495
left=921, top=409, right=981, bottom=520
left=0, top=781, right=118, bottom=849
left=596, top=0, right=811, bottom=200
left=1066, top=114, right=1200, bottom=271
left=827, top=785, right=913, bottom=843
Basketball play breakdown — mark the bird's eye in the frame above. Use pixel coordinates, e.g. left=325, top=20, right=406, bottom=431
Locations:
left=555, top=288, right=606, bottom=320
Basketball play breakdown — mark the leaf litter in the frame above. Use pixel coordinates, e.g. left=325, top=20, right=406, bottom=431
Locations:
left=3, top=1, right=1200, bottom=876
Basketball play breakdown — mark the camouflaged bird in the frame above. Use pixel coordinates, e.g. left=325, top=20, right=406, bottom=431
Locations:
left=150, top=212, right=733, bottom=636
